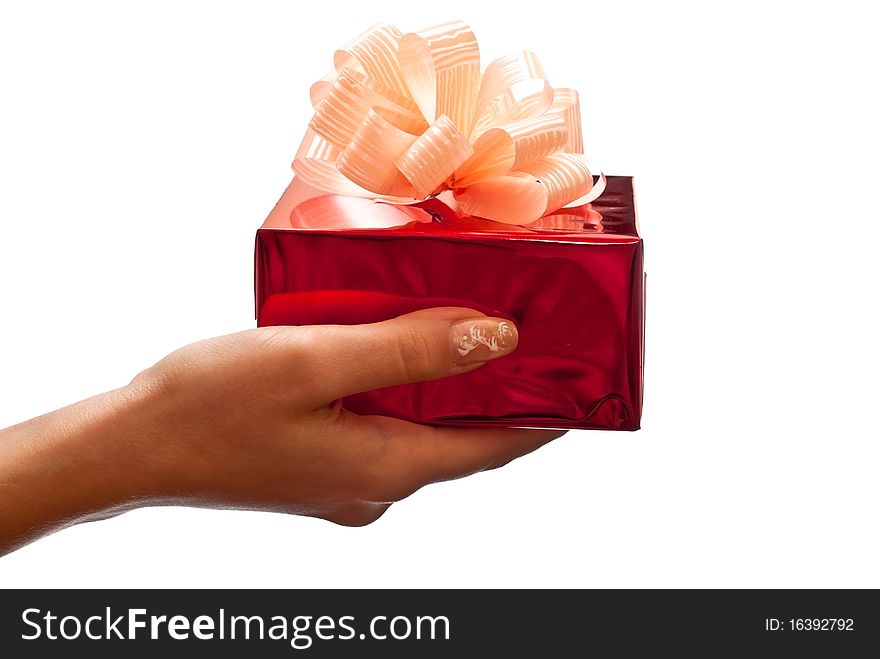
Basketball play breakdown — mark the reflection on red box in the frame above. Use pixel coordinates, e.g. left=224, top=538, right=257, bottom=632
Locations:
left=255, top=176, right=644, bottom=430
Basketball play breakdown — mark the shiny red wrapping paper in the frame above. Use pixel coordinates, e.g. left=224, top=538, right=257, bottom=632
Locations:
left=255, top=176, right=644, bottom=430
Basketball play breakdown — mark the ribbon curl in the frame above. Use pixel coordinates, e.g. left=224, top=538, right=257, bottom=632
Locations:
left=293, top=21, right=604, bottom=225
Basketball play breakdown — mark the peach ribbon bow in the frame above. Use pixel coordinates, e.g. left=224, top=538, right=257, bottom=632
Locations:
left=293, top=21, right=605, bottom=225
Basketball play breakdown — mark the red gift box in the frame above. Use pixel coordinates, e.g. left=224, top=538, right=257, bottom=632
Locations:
left=255, top=176, right=644, bottom=430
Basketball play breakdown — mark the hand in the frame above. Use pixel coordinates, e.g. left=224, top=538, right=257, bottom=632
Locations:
left=0, top=308, right=564, bottom=554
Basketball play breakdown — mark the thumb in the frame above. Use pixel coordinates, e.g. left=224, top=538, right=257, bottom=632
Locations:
left=291, top=307, right=518, bottom=407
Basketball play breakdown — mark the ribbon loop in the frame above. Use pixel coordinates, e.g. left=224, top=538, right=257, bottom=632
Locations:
left=548, top=88, right=584, bottom=154
left=338, top=109, right=418, bottom=197
left=398, top=21, right=480, bottom=134
left=473, top=51, right=547, bottom=127
left=334, top=23, right=409, bottom=97
left=396, top=115, right=474, bottom=198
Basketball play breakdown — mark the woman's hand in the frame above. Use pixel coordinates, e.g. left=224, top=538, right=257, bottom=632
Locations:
left=0, top=308, right=563, bottom=555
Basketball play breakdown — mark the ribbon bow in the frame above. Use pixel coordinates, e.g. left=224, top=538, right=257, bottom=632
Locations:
left=293, top=21, right=604, bottom=225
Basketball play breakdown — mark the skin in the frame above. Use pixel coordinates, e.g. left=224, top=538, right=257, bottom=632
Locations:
left=0, top=308, right=563, bottom=556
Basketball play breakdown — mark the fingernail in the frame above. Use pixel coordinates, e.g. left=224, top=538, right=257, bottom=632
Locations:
left=450, top=317, right=518, bottom=365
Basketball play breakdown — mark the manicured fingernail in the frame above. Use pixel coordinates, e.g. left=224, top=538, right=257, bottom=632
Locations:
left=450, top=317, right=518, bottom=365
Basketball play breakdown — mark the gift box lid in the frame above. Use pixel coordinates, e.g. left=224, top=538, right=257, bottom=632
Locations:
left=260, top=176, right=639, bottom=245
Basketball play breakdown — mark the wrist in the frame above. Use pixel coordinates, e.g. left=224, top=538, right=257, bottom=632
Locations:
left=87, top=382, right=171, bottom=507
left=0, top=383, right=163, bottom=554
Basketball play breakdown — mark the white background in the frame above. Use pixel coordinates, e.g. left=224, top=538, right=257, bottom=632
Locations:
left=1, top=0, right=878, bottom=588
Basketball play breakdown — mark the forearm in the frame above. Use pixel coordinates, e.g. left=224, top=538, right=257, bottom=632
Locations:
left=0, top=384, right=157, bottom=555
